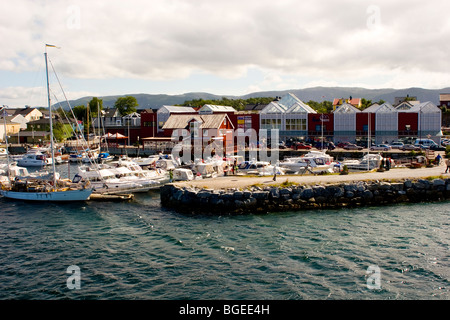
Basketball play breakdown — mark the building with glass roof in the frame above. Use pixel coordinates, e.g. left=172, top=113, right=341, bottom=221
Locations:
left=259, top=93, right=317, bottom=140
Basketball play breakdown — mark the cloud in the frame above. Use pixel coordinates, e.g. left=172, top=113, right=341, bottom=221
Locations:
left=1, top=0, right=449, bottom=92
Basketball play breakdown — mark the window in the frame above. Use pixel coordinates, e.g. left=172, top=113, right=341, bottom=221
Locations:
left=261, top=118, right=281, bottom=130
left=286, top=118, right=306, bottom=131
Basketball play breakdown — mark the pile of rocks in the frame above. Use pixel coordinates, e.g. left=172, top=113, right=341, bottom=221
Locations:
left=160, top=178, right=450, bottom=215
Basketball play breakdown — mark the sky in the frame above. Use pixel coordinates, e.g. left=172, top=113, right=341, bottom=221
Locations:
left=1, top=0, right=449, bottom=108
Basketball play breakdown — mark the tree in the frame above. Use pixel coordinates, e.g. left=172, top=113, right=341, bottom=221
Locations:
left=88, top=97, right=103, bottom=118
left=360, top=98, right=372, bottom=110
left=114, top=96, right=138, bottom=116
left=72, top=105, right=86, bottom=121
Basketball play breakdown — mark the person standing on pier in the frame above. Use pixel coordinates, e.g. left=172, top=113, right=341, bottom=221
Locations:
left=273, top=163, right=277, bottom=181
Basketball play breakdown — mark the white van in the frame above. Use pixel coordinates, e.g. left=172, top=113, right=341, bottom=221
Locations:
left=414, top=138, right=438, bottom=149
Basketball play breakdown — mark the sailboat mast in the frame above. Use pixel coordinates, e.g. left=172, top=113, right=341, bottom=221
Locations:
left=45, top=46, right=57, bottom=187
left=1, top=107, right=11, bottom=183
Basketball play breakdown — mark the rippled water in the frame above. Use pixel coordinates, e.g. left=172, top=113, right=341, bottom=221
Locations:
left=1, top=187, right=449, bottom=300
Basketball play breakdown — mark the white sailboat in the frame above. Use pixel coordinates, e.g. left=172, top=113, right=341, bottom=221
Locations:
left=0, top=44, right=92, bottom=202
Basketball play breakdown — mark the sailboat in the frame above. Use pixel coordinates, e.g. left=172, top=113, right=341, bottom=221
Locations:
left=0, top=44, right=92, bottom=202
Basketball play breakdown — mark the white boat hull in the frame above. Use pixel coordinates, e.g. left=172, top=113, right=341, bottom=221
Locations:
left=17, top=160, right=47, bottom=167
left=0, top=188, right=93, bottom=201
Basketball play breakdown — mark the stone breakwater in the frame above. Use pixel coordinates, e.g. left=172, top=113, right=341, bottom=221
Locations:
left=160, top=178, right=450, bottom=215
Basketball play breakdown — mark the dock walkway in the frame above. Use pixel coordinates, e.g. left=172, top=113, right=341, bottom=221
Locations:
left=174, top=164, right=449, bottom=190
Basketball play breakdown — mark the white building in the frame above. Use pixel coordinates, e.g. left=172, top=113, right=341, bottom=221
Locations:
left=333, top=103, right=360, bottom=143
left=198, top=104, right=236, bottom=114
left=259, top=93, right=316, bottom=140
left=156, top=106, right=196, bottom=132
left=363, top=103, right=398, bottom=144
left=407, top=102, right=442, bottom=143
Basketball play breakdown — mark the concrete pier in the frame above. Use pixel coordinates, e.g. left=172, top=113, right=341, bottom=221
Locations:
left=161, top=165, right=450, bottom=215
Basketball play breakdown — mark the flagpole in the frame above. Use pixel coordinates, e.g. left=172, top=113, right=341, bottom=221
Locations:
left=1, top=106, right=11, bottom=183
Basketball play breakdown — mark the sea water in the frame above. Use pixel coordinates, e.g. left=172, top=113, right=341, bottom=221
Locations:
left=0, top=163, right=449, bottom=300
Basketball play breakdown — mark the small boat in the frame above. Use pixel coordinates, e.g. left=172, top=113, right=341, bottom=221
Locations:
left=69, top=151, right=84, bottom=163
left=81, top=150, right=99, bottom=163
left=132, top=155, right=159, bottom=167
left=109, top=159, right=170, bottom=189
left=89, top=193, right=134, bottom=201
left=17, top=151, right=52, bottom=167
left=75, top=165, right=149, bottom=194
left=341, top=153, right=385, bottom=171
left=97, top=152, right=114, bottom=163
left=237, top=160, right=285, bottom=176
left=173, top=168, right=194, bottom=181
left=279, top=150, right=339, bottom=174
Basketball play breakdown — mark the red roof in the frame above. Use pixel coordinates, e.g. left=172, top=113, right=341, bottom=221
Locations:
left=333, top=98, right=361, bottom=106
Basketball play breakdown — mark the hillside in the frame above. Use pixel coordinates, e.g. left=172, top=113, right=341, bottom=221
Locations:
left=57, top=86, right=448, bottom=109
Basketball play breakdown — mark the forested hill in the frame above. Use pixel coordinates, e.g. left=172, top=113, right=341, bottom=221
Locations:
left=57, top=86, right=448, bottom=110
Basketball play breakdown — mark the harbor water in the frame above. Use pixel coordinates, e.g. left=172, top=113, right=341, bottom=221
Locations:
left=0, top=163, right=449, bottom=300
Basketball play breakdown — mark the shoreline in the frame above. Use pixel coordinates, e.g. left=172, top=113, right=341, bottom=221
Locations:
left=162, top=164, right=450, bottom=215
left=173, top=164, right=449, bottom=191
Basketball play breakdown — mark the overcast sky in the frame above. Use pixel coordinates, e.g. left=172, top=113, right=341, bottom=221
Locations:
left=1, top=0, right=449, bottom=108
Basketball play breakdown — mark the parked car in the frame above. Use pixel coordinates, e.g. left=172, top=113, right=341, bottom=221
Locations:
left=429, top=144, right=446, bottom=151
left=401, top=144, right=421, bottom=151
left=337, top=142, right=351, bottom=148
left=370, top=144, right=392, bottom=151
left=389, top=141, right=404, bottom=149
left=293, top=143, right=312, bottom=150
left=343, top=143, right=363, bottom=150
left=414, top=138, right=438, bottom=150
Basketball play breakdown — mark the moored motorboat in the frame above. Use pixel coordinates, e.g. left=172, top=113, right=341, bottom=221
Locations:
left=341, top=153, right=385, bottom=171
left=17, top=151, right=52, bottom=167
left=279, top=150, right=339, bottom=174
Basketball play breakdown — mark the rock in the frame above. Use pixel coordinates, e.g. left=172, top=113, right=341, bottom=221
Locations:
left=280, top=188, right=292, bottom=195
left=362, top=190, right=373, bottom=199
left=269, top=188, right=280, bottom=199
left=345, top=191, right=354, bottom=198
left=378, top=182, right=391, bottom=190
left=433, top=179, right=445, bottom=187
left=390, top=183, right=404, bottom=191
left=404, top=180, right=413, bottom=189
left=253, top=191, right=269, bottom=200
left=300, top=188, right=314, bottom=200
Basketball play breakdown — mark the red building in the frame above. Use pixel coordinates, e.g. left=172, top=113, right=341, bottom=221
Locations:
left=140, top=109, right=158, bottom=138
left=398, top=112, right=418, bottom=137
left=308, top=113, right=334, bottom=138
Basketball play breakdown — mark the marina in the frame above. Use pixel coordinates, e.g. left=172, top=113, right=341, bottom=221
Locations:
left=1, top=104, right=450, bottom=301
left=0, top=174, right=449, bottom=300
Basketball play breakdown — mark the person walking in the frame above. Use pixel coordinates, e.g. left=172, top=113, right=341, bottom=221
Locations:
left=445, top=158, right=450, bottom=173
